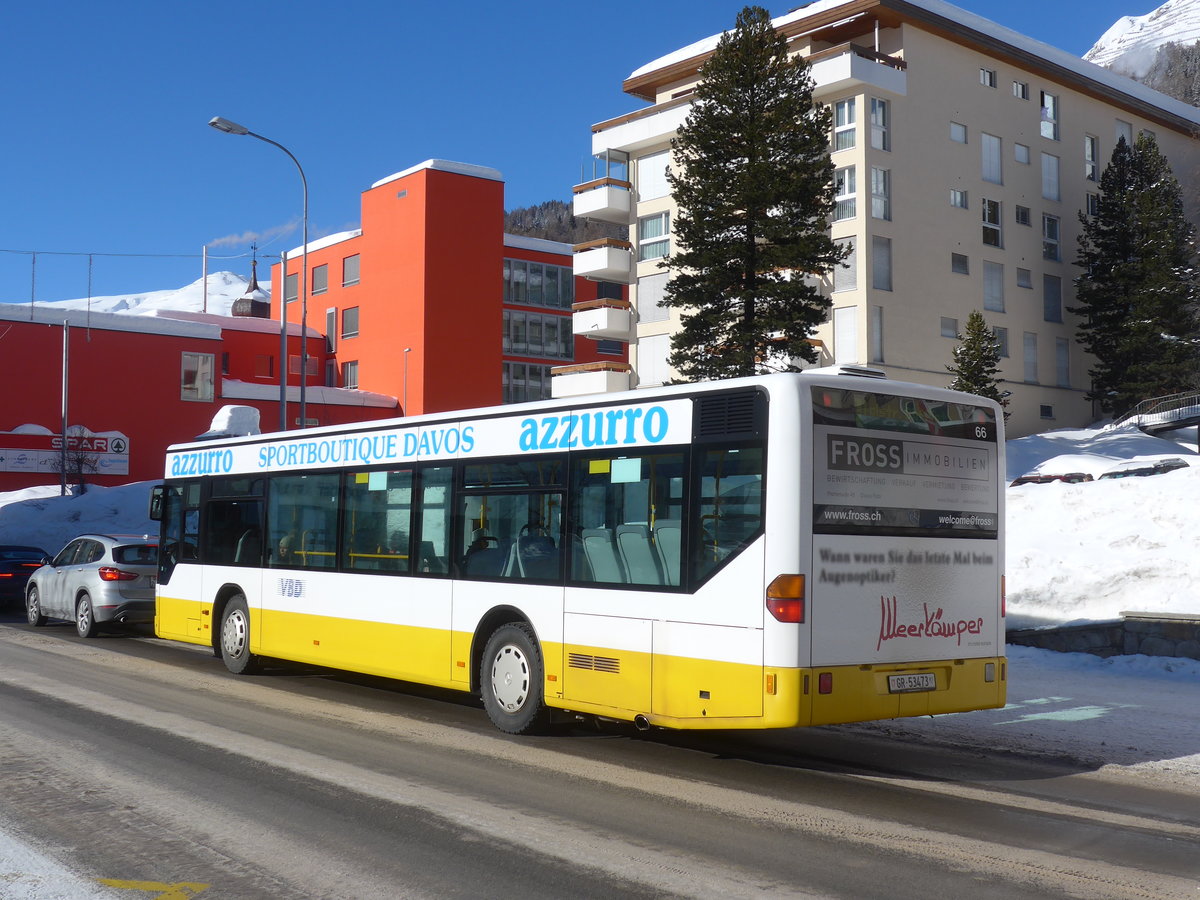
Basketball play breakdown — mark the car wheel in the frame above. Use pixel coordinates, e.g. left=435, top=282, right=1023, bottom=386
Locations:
left=76, top=593, right=99, bottom=638
left=26, top=587, right=46, bottom=627
left=219, top=595, right=260, bottom=675
left=480, top=622, right=550, bottom=735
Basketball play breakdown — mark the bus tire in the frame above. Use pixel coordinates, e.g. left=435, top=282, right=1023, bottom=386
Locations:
left=480, top=623, right=550, bottom=735
left=219, top=595, right=260, bottom=675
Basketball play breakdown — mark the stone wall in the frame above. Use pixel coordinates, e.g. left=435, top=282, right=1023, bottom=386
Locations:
left=1007, top=613, right=1200, bottom=660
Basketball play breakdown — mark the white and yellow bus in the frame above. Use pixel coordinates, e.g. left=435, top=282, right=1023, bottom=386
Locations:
left=152, top=369, right=1006, bottom=734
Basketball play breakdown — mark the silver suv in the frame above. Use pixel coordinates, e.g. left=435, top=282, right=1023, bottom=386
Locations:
left=26, top=534, right=158, bottom=637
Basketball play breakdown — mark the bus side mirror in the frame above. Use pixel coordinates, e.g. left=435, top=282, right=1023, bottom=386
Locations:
left=149, top=484, right=165, bottom=521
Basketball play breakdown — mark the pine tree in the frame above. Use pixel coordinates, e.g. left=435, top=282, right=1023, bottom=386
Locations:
left=947, top=310, right=1009, bottom=418
left=662, top=5, right=846, bottom=381
left=1071, top=134, right=1200, bottom=416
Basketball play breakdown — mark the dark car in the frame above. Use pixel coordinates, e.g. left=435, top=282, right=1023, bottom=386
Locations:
left=0, top=545, right=50, bottom=608
left=26, top=534, right=158, bottom=637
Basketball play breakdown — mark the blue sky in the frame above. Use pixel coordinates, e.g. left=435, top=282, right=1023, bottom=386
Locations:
left=0, top=0, right=1160, bottom=303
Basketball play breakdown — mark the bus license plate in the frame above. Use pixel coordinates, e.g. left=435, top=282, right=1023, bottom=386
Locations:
left=888, top=673, right=936, bottom=693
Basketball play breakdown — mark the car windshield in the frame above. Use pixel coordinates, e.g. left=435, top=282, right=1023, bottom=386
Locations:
left=114, top=544, right=159, bottom=565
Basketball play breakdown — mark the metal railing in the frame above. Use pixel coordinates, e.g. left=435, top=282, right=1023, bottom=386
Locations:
left=1109, top=389, right=1200, bottom=430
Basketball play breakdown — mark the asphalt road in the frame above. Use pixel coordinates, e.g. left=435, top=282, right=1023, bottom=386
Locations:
left=1, top=610, right=1197, bottom=900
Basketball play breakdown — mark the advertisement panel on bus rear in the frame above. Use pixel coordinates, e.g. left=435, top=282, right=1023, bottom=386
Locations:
left=808, top=388, right=1001, bottom=665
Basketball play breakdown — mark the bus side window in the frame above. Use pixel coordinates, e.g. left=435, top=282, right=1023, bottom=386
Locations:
left=417, top=467, right=454, bottom=575
left=269, top=473, right=340, bottom=569
left=342, top=468, right=413, bottom=573
left=692, top=446, right=764, bottom=583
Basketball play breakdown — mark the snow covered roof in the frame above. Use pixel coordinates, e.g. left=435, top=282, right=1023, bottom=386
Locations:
left=285, top=228, right=362, bottom=259
left=220, top=378, right=397, bottom=409
left=626, top=0, right=1200, bottom=131
left=370, top=160, right=504, bottom=190
left=154, top=309, right=322, bottom=338
left=503, top=233, right=572, bottom=256
left=0, top=302, right=220, bottom=340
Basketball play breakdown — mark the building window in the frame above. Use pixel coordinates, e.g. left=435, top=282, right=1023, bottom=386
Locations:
left=1141, top=128, right=1157, bottom=142
left=832, top=237, right=856, bottom=291
left=1043, top=215, right=1061, bottom=262
left=595, top=339, right=622, bottom=356
left=950, top=189, right=968, bottom=209
left=501, top=362, right=553, bottom=403
left=503, top=310, right=573, bottom=360
left=951, top=253, right=969, bottom=275
left=940, top=316, right=958, bottom=338
left=637, top=272, right=669, bottom=324
left=254, top=354, right=273, bottom=378
left=1040, top=404, right=1055, bottom=419
left=1024, top=332, right=1039, bottom=383
left=982, top=199, right=1002, bottom=247
left=325, top=360, right=337, bottom=387
left=503, top=259, right=573, bottom=309
left=285, top=272, right=298, bottom=303
left=833, top=99, right=856, bottom=151
left=343, top=360, right=359, bottom=389
left=221, top=352, right=230, bottom=376
left=181, top=352, right=215, bottom=402
left=833, top=166, right=857, bottom=220
left=833, top=306, right=858, bottom=364
left=980, top=67, right=997, bottom=88
left=983, top=261, right=1004, bottom=312
left=1015, top=143, right=1030, bottom=165
left=1056, top=337, right=1070, bottom=388
left=1043, top=274, right=1063, bottom=322
left=1041, top=153, right=1061, bottom=201
left=1040, top=91, right=1060, bottom=140
left=994, top=326, right=1009, bottom=357
left=312, top=264, right=328, bottom=295
left=872, top=236, right=892, bottom=291
left=638, top=212, right=670, bottom=261
left=1086, top=192, right=1100, bottom=216
left=1084, top=134, right=1099, bottom=181
left=870, top=167, right=890, bottom=220
left=870, top=98, right=890, bottom=150
left=342, top=307, right=360, bottom=338
left=1116, top=119, right=1133, bottom=145
left=342, top=254, right=360, bottom=287
left=637, top=150, right=670, bottom=201
left=325, top=308, right=336, bottom=352
left=870, top=306, right=884, bottom=362
left=1017, top=268, right=1033, bottom=289
left=1015, top=205, right=1031, bottom=227
left=636, top=333, right=671, bottom=387
left=950, top=121, right=967, bottom=144
left=288, top=355, right=319, bottom=377
left=982, top=133, right=1002, bottom=184
left=1013, top=80, right=1029, bottom=100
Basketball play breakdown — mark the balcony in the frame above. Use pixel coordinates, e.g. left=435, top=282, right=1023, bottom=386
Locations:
left=572, top=177, right=633, bottom=225
left=551, top=360, right=633, bottom=399
left=573, top=238, right=635, bottom=284
left=809, top=42, right=907, bottom=97
left=572, top=298, right=633, bottom=342
left=590, top=95, right=693, bottom=156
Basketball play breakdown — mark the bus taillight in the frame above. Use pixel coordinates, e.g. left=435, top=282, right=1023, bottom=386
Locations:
left=766, top=574, right=805, bottom=623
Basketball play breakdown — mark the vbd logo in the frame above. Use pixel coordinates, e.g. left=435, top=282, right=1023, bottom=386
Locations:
left=278, top=578, right=306, bottom=599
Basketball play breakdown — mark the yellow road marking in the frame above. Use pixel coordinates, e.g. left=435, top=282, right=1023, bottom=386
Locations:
left=96, top=879, right=210, bottom=898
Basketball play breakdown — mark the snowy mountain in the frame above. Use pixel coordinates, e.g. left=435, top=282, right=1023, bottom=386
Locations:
left=28, top=271, right=265, bottom=318
left=1085, top=0, right=1200, bottom=79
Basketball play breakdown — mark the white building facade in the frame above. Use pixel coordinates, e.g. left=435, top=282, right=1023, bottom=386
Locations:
left=565, top=0, right=1200, bottom=436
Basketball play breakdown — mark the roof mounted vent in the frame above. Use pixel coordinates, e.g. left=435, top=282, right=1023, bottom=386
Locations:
left=800, top=365, right=887, bottom=379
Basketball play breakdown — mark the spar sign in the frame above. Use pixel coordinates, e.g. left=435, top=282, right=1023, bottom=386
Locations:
left=0, top=429, right=131, bottom=475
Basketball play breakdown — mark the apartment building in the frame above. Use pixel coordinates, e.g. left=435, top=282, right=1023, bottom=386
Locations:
left=568, top=0, right=1200, bottom=436
left=271, top=160, right=625, bottom=417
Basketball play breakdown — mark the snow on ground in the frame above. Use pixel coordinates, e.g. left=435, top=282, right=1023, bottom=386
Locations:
left=1, top=422, right=1199, bottom=887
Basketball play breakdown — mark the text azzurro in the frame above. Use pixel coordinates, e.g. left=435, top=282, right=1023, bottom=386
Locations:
left=519, top=406, right=669, bottom=451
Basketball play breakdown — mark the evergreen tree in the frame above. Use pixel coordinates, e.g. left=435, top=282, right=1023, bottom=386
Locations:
left=662, top=5, right=846, bottom=381
left=947, top=310, right=1009, bottom=418
left=1071, top=134, right=1200, bottom=416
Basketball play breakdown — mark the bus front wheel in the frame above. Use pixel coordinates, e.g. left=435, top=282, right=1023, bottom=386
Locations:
left=480, top=623, right=550, bottom=735
left=220, top=595, right=260, bottom=675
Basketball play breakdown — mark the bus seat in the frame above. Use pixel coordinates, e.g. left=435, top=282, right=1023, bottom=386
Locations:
left=234, top=528, right=262, bottom=565
left=581, top=528, right=626, bottom=583
left=464, top=544, right=507, bottom=578
left=653, top=521, right=681, bottom=586
left=616, top=524, right=663, bottom=585
left=514, top=534, right=557, bottom=580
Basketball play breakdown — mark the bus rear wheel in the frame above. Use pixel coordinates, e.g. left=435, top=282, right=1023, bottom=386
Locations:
left=220, top=595, right=260, bottom=675
left=481, top=623, right=550, bottom=735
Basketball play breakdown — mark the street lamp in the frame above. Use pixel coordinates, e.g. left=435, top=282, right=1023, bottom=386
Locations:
left=209, top=116, right=309, bottom=430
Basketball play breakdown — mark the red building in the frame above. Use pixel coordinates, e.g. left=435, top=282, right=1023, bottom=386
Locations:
left=1, top=158, right=625, bottom=493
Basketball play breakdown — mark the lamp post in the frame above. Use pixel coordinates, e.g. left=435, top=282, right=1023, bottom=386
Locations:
left=403, top=347, right=412, bottom=415
left=209, top=116, right=309, bottom=430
